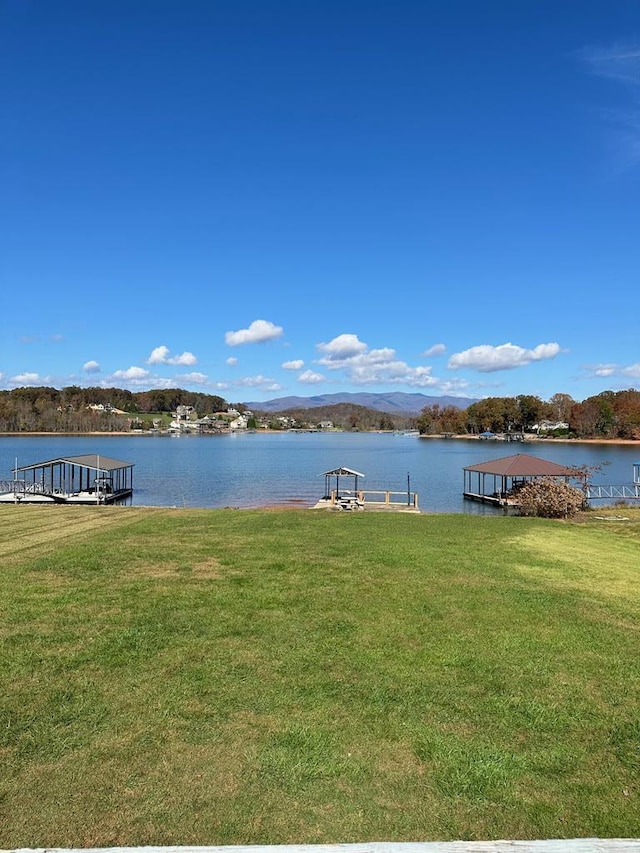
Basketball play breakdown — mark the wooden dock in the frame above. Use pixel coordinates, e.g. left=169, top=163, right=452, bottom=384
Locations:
left=463, top=490, right=509, bottom=507
left=314, top=489, right=420, bottom=512
left=316, top=466, right=419, bottom=512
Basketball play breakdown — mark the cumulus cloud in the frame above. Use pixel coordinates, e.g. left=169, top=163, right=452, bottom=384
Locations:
left=423, top=343, right=446, bottom=357
left=147, top=345, right=197, bottom=366
left=225, top=319, right=284, bottom=346
left=175, top=372, right=209, bottom=385
left=314, top=333, right=439, bottom=388
left=448, top=342, right=561, bottom=373
left=112, top=366, right=150, bottom=381
left=11, top=372, right=45, bottom=385
left=298, top=369, right=325, bottom=384
left=438, top=378, right=471, bottom=394
left=586, top=362, right=640, bottom=379
left=234, top=375, right=284, bottom=392
left=226, top=357, right=238, bottom=366
left=317, top=333, right=368, bottom=361
left=282, top=359, right=304, bottom=370
left=590, top=364, right=617, bottom=377
left=83, top=360, right=101, bottom=374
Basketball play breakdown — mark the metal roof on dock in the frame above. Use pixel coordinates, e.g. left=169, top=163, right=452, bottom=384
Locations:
left=320, top=466, right=365, bottom=478
left=463, top=453, right=574, bottom=477
left=16, top=454, right=134, bottom=472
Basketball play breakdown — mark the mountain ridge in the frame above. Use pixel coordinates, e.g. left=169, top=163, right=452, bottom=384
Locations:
left=243, top=391, right=478, bottom=414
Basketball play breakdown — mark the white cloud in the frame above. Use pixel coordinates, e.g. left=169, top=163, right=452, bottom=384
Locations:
left=11, top=372, right=46, bottom=385
left=317, top=333, right=368, bottom=361
left=112, top=366, right=150, bottom=380
left=234, top=375, right=284, bottom=392
left=83, top=360, right=101, bottom=374
left=423, top=343, right=446, bottom=357
left=438, top=378, right=471, bottom=394
left=315, top=333, right=439, bottom=388
left=591, top=364, right=617, bottom=377
left=282, top=359, right=304, bottom=370
left=147, top=345, right=197, bottom=366
left=225, top=319, right=284, bottom=346
left=226, top=357, right=238, bottom=366
left=173, top=352, right=197, bottom=366
left=175, top=372, right=209, bottom=385
left=448, top=342, right=561, bottom=373
left=298, top=369, right=324, bottom=384
left=148, top=346, right=170, bottom=364
left=586, top=362, right=640, bottom=379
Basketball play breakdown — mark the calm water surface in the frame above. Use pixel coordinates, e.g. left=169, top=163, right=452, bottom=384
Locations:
left=1, top=432, right=638, bottom=513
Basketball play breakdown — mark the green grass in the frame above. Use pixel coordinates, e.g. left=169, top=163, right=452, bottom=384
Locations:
left=1, top=505, right=639, bottom=846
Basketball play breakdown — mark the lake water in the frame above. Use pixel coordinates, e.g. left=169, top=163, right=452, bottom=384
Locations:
left=1, top=432, right=639, bottom=513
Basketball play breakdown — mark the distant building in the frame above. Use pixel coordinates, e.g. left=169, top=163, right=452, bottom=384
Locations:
left=229, top=415, right=248, bottom=430
left=532, top=421, right=569, bottom=432
left=87, top=403, right=127, bottom=415
left=174, top=405, right=196, bottom=421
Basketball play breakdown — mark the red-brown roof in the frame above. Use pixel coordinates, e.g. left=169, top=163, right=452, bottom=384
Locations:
left=464, top=453, right=574, bottom=477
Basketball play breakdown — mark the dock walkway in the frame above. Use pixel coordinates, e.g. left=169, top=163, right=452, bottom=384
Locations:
left=314, top=489, right=419, bottom=512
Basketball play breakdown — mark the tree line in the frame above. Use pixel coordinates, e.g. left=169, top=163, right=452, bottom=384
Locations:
left=0, top=386, right=229, bottom=432
left=417, top=390, right=640, bottom=440
left=1, top=385, right=639, bottom=439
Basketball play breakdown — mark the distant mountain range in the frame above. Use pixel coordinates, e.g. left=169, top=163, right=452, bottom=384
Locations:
left=243, top=392, right=479, bottom=415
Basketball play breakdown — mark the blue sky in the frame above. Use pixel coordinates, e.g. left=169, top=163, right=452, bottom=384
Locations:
left=2, top=0, right=639, bottom=405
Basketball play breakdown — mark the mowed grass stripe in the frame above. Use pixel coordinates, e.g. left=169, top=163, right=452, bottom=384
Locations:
left=0, top=507, right=638, bottom=846
left=0, top=505, right=175, bottom=562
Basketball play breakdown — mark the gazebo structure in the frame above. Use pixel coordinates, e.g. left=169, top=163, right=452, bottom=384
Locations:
left=463, top=453, right=576, bottom=506
left=319, top=466, right=365, bottom=509
left=0, top=454, right=134, bottom=505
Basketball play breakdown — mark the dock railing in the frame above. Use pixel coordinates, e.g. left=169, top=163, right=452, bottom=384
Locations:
left=331, top=489, right=419, bottom=510
left=586, top=483, right=640, bottom=500
left=0, top=479, right=46, bottom=497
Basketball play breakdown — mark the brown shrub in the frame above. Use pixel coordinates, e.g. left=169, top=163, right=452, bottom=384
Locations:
left=515, top=477, right=586, bottom=519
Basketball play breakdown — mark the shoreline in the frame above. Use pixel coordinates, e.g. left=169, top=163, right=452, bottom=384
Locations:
left=0, top=431, right=639, bottom=446
left=418, top=434, right=640, bottom=446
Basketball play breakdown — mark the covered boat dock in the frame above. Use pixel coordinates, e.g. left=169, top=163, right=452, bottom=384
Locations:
left=463, top=453, right=576, bottom=507
left=0, top=454, right=134, bottom=504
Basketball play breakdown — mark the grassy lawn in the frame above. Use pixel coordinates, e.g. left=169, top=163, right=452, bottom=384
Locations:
left=1, top=505, right=639, bottom=846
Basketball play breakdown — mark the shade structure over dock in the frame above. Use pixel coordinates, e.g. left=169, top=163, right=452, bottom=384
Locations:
left=321, top=466, right=365, bottom=498
left=463, top=453, right=576, bottom=506
left=2, top=453, right=134, bottom=504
